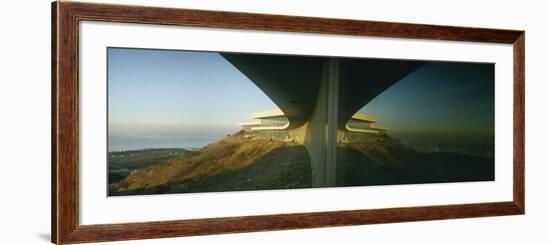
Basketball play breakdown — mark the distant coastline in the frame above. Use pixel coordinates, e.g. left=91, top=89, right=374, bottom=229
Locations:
left=108, top=133, right=494, bottom=158
left=108, top=131, right=495, bottom=196
left=108, top=135, right=219, bottom=152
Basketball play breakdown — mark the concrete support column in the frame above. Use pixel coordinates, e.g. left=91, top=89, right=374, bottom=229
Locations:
left=305, top=58, right=339, bottom=187
left=325, top=58, right=339, bottom=186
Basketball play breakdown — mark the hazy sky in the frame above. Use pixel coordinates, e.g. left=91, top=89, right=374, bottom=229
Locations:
left=108, top=48, right=276, bottom=138
left=360, top=62, right=494, bottom=142
left=109, top=48, right=494, bottom=143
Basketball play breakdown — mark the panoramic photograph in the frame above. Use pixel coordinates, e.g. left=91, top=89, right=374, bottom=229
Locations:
left=107, top=47, right=495, bottom=196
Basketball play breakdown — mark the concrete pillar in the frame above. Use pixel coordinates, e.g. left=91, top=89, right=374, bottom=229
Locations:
left=325, top=58, right=339, bottom=186
left=304, top=58, right=339, bottom=187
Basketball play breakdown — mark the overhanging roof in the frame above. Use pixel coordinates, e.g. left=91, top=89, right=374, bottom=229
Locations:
left=251, top=108, right=285, bottom=119
left=222, top=53, right=424, bottom=130
left=351, top=112, right=378, bottom=123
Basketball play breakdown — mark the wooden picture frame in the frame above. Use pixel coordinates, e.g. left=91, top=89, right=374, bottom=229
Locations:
left=52, top=1, right=525, bottom=244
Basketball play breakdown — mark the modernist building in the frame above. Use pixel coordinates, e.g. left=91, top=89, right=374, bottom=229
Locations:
left=239, top=108, right=387, bottom=143
left=239, top=109, right=293, bottom=141
left=224, top=54, right=420, bottom=186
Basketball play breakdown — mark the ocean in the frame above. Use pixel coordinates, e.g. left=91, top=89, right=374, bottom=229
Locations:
left=108, top=135, right=219, bottom=152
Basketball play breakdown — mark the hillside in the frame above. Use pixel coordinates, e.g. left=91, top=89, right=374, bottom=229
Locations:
left=112, top=131, right=294, bottom=195
left=337, top=134, right=494, bottom=186
left=108, top=148, right=192, bottom=183
left=110, top=132, right=494, bottom=196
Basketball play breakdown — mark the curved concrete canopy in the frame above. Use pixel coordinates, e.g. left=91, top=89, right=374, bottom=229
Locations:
left=338, top=58, right=424, bottom=129
left=222, top=53, right=323, bottom=129
left=222, top=53, right=425, bottom=187
left=222, top=53, right=424, bottom=129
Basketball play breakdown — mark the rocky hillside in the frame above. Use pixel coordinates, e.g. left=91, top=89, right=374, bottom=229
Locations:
left=337, top=134, right=494, bottom=186
left=110, top=132, right=494, bottom=196
left=113, top=131, right=292, bottom=194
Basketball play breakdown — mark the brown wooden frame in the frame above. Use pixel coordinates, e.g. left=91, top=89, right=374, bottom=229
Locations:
left=52, top=1, right=525, bottom=244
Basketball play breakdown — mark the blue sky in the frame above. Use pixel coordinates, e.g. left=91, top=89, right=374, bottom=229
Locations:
left=108, top=48, right=494, bottom=144
left=108, top=48, right=276, bottom=138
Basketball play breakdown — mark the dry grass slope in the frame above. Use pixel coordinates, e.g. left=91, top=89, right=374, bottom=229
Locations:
left=111, top=132, right=494, bottom=195
left=115, top=132, right=289, bottom=192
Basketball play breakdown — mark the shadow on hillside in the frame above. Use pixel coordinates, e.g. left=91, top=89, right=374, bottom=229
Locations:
left=336, top=147, right=494, bottom=187
left=110, top=137, right=494, bottom=196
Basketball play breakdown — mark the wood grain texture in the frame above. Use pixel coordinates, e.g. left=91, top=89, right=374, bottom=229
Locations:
left=513, top=33, right=525, bottom=213
left=61, top=1, right=523, bottom=43
left=53, top=1, right=80, bottom=244
left=51, top=2, right=58, bottom=243
left=63, top=202, right=521, bottom=244
left=51, top=1, right=525, bottom=244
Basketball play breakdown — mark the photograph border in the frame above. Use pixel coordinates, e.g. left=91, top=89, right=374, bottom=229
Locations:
left=52, top=1, right=525, bottom=244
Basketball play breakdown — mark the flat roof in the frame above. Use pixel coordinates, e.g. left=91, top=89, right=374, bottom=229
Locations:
left=251, top=108, right=285, bottom=119
left=351, top=112, right=378, bottom=123
left=248, top=109, right=379, bottom=123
